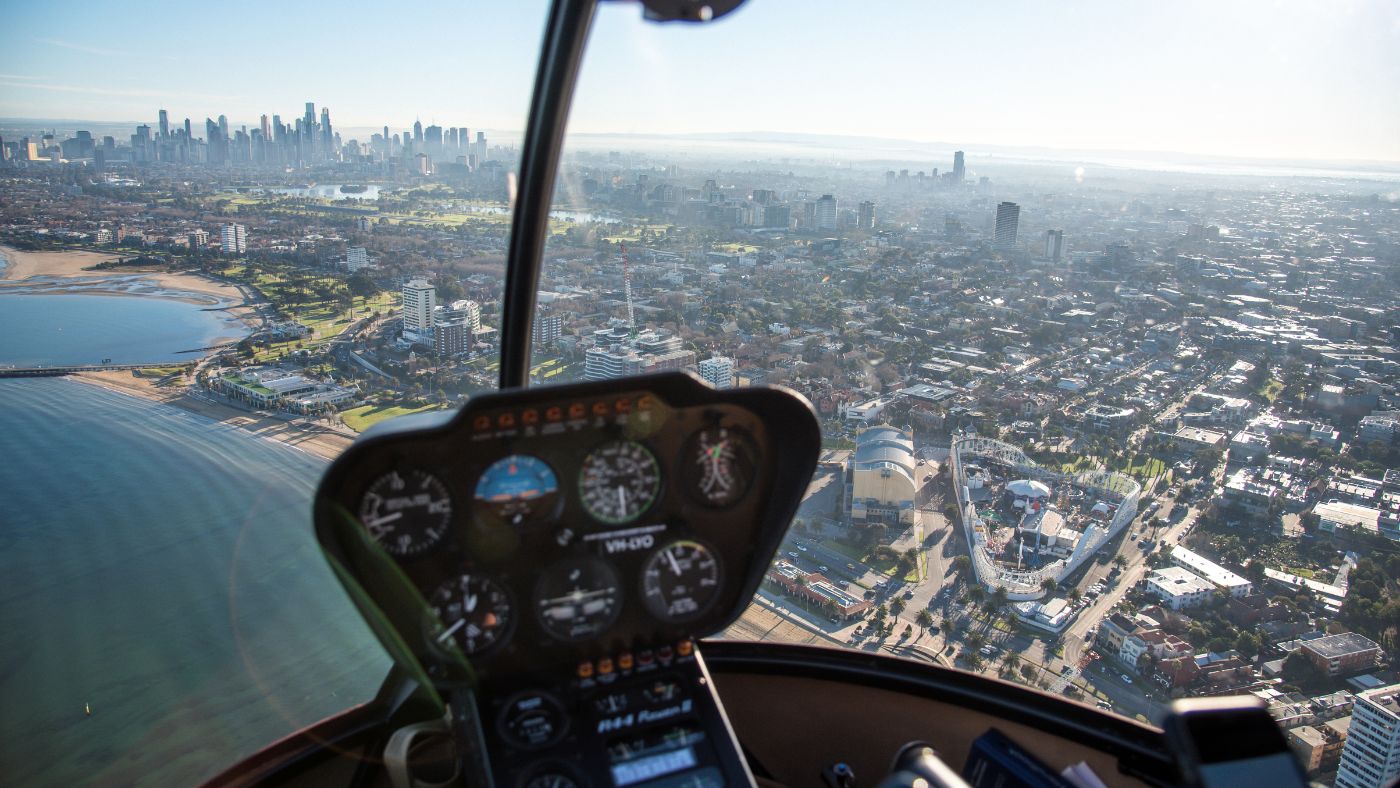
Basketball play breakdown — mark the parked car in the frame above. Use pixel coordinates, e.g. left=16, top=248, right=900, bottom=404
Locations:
left=818, top=565, right=829, bottom=573
left=787, top=551, right=799, bottom=558
left=1120, top=673, right=1133, bottom=685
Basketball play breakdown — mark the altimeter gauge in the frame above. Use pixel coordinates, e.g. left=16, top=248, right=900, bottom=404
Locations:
left=358, top=469, right=452, bottom=557
left=680, top=424, right=755, bottom=508
left=427, top=573, right=514, bottom=656
left=641, top=539, right=722, bottom=623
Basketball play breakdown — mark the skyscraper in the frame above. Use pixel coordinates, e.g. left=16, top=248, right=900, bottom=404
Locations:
left=158, top=109, right=169, bottom=139
left=994, top=202, right=1020, bottom=249
left=401, top=279, right=437, bottom=342
left=857, top=201, right=876, bottom=230
left=413, top=120, right=424, bottom=144
left=1044, top=229, right=1064, bottom=261
left=814, top=194, right=838, bottom=232
left=1336, top=684, right=1400, bottom=788
left=953, top=150, right=966, bottom=183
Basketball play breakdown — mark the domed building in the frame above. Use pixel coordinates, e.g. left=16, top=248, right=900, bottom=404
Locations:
left=847, top=425, right=918, bottom=525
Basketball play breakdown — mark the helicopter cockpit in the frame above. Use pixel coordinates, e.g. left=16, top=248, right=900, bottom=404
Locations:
left=193, top=2, right=1317, bottom=787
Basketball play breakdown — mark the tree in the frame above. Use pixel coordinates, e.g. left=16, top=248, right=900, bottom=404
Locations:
left=890, top=597, right=907, bottom=620
left=1281, top=650, right=1322, bottom=687
left=916, top=609, right=933, bottom=634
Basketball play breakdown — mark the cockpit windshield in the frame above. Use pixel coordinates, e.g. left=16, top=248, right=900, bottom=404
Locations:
left=2, top=1, right=1399, bottom=785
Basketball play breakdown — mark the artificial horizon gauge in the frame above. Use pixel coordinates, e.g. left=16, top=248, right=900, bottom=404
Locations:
left=641, top=539, right=722, bottom=623
left=578, top=439, right=661, bottom=525
left=357, top=469, right=452, bottom=557
left=535, top=555, right=623, bottom=641
left=474, top=454, right=560, bottom=526
left=427, top=573, right=515, bottom=656
left=680, top=423, right=756, bottom=508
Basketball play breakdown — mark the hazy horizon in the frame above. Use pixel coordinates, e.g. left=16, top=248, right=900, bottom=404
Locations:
left=3, top=0, right=1398, bottom=164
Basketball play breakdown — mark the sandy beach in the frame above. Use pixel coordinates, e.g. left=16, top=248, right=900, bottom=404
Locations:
left=71, top=370, right=354, bottom=462
left=0, top=244, right=264, bottom=333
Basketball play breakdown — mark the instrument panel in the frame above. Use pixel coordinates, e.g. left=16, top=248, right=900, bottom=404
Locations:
left=313, top=372, right=820, bottom=682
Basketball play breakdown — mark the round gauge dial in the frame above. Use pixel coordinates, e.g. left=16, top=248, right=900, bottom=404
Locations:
left=578, top=440, right=661, bottom=525
left=498, top=691, right=569, bottom=750
left=641, top=540, right=723, bottom=623
left=535, top=555, right=623, bottom=641
left=474, top=454, right=560, bottom=526
left=358, top=469, right=452, bottom=557
left=427, top=573, right=514, bottom=656
left=681, top=424, right=756, bottom=508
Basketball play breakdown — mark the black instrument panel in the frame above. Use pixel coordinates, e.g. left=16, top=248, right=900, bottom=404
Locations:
left=313, top=372, right=821, bottom=683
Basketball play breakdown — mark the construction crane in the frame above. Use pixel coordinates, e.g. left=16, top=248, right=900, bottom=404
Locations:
left=622, top=240, right=636, bottom=338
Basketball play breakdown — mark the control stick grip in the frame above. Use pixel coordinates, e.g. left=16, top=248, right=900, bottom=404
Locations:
left=878, top=742, right=969, bottom=788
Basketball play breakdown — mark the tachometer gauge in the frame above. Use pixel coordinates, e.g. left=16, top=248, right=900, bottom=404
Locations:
left=358, top=469, right=452, bottom=557
left=427, top=573, right=514, bottom=656
left=578, top=440, right=661, bottom=525
left=474, top=454, right=560, bottom=526
left=641, top=539, right=722, bottom=623
left=680, top=424, right=756, bottom=508
left=535, top=556, right=623, bottom=641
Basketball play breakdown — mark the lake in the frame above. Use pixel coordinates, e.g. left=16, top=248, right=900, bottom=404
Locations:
left=269, top=184, right=386, bottom=200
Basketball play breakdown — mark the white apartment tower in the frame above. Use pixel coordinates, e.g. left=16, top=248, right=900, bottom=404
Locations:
left=1336, top=684, right=1400, bottom=788
left=345, top=247, right=371, bottom=272
left=401, top=279, right=436, bottom=342
left=221, top=223, right=247, bottom=254
left=699, top=356, right=735, bottom=389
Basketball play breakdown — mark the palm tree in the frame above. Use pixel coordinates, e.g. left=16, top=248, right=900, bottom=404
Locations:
left=1003, top=652, right=1022, bottom=673
left=967, top=585, right=987, bottom=607
left=890, top=597, right=907, bottom=621
left=915, top=609, right=933, bottom=635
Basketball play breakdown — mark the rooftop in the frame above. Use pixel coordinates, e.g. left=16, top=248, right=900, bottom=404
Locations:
left=1301, top=632, right=1381, bottom=660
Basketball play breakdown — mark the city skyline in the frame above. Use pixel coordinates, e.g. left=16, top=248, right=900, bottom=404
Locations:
left=3, top=0, right=1399, bottom=163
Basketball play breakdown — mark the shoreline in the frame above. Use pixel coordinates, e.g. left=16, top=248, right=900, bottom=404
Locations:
left=68, top=371, right=354, bottom=462
left=0, top=244, right=265, bottom=332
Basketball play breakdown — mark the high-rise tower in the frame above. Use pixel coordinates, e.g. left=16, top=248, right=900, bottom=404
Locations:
left=994, top=202, right=1020, bottom=249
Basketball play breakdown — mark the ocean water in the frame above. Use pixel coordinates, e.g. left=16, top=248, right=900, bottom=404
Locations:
left=0, top=293, right=242, bottom=367
left=0, top=378, right=387, bottom=785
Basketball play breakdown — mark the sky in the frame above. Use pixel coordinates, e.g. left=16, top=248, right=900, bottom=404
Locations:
left=2, top=0, right=1398, bottom=163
